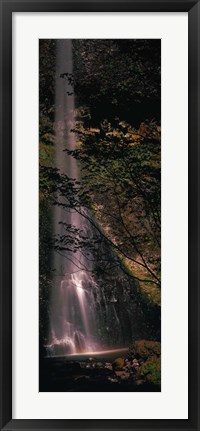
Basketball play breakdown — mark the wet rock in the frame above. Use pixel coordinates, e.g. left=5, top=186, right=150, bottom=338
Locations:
left=96, top=362, right=104, bottom=368
left=112, top=357, right=125, bottom=370
left=105, top=362, right=112, bottom=370
left=115, top=371, right=130, bottom=380
left=132, top=359, right=139, bottom=370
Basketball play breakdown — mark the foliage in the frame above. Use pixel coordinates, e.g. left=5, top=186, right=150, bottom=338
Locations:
left=140, top=357, right=161, bottom=386
left=72, top=39, right=161, bottom=126
left=39, top=39, right=56, bottom=344
left=39, top=39, right=56, bottom=120
left=47, top=122, right=161, bottom=286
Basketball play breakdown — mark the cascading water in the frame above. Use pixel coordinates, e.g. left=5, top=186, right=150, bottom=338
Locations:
left=45, top=40, right=155, bottom=358
left=47, top=40, right=102, bottom=356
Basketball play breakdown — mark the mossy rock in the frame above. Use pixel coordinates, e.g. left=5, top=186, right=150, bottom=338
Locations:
left=140, top=356, right=161, bottom=386
left=129, top=340, right=161, bottom=361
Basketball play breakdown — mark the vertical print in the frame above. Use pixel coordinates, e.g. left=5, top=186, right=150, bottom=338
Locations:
left=39, top=39, right=161, bottom=391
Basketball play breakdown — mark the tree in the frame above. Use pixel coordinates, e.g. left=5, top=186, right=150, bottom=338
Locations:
left=39, top=39, right=56, bottom=120
left=39, top=39, right=161, bottom=349
left=42, top=121, right=161, bottom=287
left=72, top=39, right=161, bottom=127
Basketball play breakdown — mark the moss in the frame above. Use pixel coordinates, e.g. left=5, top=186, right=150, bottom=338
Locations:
left=118, top=259, right=161, bottom=306
left=39, top=142, right=55, bottom=167
left=140, top=356, right=161, bottom=386
left=130, top=340, right=161, bottom=360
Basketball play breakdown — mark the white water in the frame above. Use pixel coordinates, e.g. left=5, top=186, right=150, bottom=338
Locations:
left=45, top=40, right=142, bottom=357
left=47, top=40, right=101, bottom=356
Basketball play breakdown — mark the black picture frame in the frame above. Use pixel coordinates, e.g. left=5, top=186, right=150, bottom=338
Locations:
left=0, top=0, right=199, bottom=430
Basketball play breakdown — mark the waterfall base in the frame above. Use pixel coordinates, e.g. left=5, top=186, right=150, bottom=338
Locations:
left=48, top=272, right=102, bottom=356
left=40, top=347, right=161, bottom=392
left=45, top=347, right=129, bottom=359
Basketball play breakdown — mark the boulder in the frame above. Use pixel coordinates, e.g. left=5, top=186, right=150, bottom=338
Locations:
left=96, top=362, right=104, bottom=368
left=115, top=371, right=130, bottom=380
left=112, top=357, right=125, bottom=370
left=105, top=362, right=112, bottom=370
left=132, top=359, right=139, bottom=370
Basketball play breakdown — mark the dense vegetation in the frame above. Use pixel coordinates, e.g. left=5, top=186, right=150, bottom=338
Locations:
left=73, top=39, right=161, bottom=126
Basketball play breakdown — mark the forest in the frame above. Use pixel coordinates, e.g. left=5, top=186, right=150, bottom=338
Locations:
left=39, top=39, right=161, bottom=392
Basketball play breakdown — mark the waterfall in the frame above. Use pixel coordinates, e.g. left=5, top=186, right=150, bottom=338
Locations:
left=45, top=40, right=150, bottom=358
left=46, top=40, right=101, bottom=356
